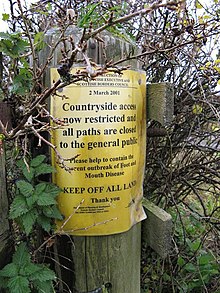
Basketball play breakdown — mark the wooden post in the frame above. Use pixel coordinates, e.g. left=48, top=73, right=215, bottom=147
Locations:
left=142, top=83, right=174, bottom=259
left=43, top=28, right=174, bottom=292
left=0, top=103, right=11, bottom=269
left=147, top=83, right=174, bottom=125
left=0, top=137, right=10, bottom=268
left=44, top=28, right=143, bottom=293
left=72, top=224, right=141, bottom=292
left=142, top=199, right=172, bottom=259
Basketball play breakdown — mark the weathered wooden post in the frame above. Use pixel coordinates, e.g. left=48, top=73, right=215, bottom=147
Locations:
left=142, top=83, right=174, bottom=259
left=45, top=27, right=146, bottom=293
left=0, top=103, right=12, bottom=270
left=43, top=25, right=174, bottom=292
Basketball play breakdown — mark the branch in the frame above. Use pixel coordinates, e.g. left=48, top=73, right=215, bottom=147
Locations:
left=31, top=126, right=77, bottom=172
left=87, top=1, right=182, bottom=39
left=8, top=79, right=61, bottom=138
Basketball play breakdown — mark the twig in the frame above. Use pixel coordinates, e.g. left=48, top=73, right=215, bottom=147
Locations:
left=30, top=126, right=76, bottom=172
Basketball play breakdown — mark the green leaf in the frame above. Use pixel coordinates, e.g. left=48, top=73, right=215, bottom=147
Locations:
left=12, top=243, right=31, bottom=268
left=43, top=206, right=63, bottom=220
left=34, top=182, right=47, bottom=195
left=12, top=242, right=30, bottom=268
left=44, top=183, right=61, bottom=198
left=30, top=155, right=46, bottom=167
left=192, top=104, right=203, bottom=115
left=198, top=253, right=214, bottom=265
left=7, top=276, right=30, bottom=293
left=34, top=32, right=46, bottom=51
left=11, top=68, right=33, bottom=95
left=185, top=263, right=197, bottom=272
left=30, top=265, right=55, bottom=282
left=0, top=39, right=15, bottom=57
left=37, top=192, right=57, bottom=206
left=190, top=240, right=201, bottom=251
left=34, top=163, right=55, bottom=177
left=12, top=242, right=31, bottom=271
left=196, top=0, right=203, bottom=8
left=16, top=159, right=27, bottom=170
left=162, top=273, right=171, bottom=282
left=107, top=26, right=136, bottom=45
left=46, top=3, right=52, bottom=11
left=0, top=32, right=29, bottom=58
left=23, top=166, right=34, bottom=182
left=16, top=159, right=26, bottom=170
left=0, top=32, right=11, bottom=39
left=177, top=256, right=185, bottom=266
left=0, top=276, right=8, bottom=288
left=37, top=215, right=52, bottom=232
left=26, top=193, right=38, bottom=208
left=2, top=13, right=10, bottom=21
left=13, top=67, right=32, bottom=81
left=23, top=263, right=42, bottom=277
left=21, top=209, right=38, bottom=235
left=32, top=279, right=54, bottom=293
left=14, top=39, right=29, bottom=54
left=78, top=2, right=101, bottom=27
left=205, top=61, right=212, bottom=67
left=16, top=180, right=34, bottom=197
left=0, top=133, right=5, bottom=140
left=0, top=263, right=18, bottom=278
left=9, top=195, right=29, bottom=219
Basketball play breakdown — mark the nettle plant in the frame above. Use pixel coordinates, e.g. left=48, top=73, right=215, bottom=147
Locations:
left=0, top=243, right=55, bottom=293
left=9, top=155, right=63, bottom=234
left=0, top=155, right=62, bottom=292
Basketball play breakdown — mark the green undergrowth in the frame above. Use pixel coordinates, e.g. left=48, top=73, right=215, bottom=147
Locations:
left=0, top=154, right=63, bottom=292
left=141, top=199, right=220, bottom=293
left=0, top=243, right=55, bottom=292
left=9, top=155, right=63, bottom=235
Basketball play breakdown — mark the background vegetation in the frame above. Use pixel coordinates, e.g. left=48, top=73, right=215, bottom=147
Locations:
left=0, top=0, right=219, bottom=292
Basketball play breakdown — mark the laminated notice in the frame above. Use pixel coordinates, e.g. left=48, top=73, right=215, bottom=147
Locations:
left=50, top=68, right=146, bottom=236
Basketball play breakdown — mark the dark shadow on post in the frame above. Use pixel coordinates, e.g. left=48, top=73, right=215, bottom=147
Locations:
left=0, top=103, right=13, bottom=273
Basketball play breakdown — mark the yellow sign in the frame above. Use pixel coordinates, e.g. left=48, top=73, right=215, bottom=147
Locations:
left=50, top=68, right=146, bottom=235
